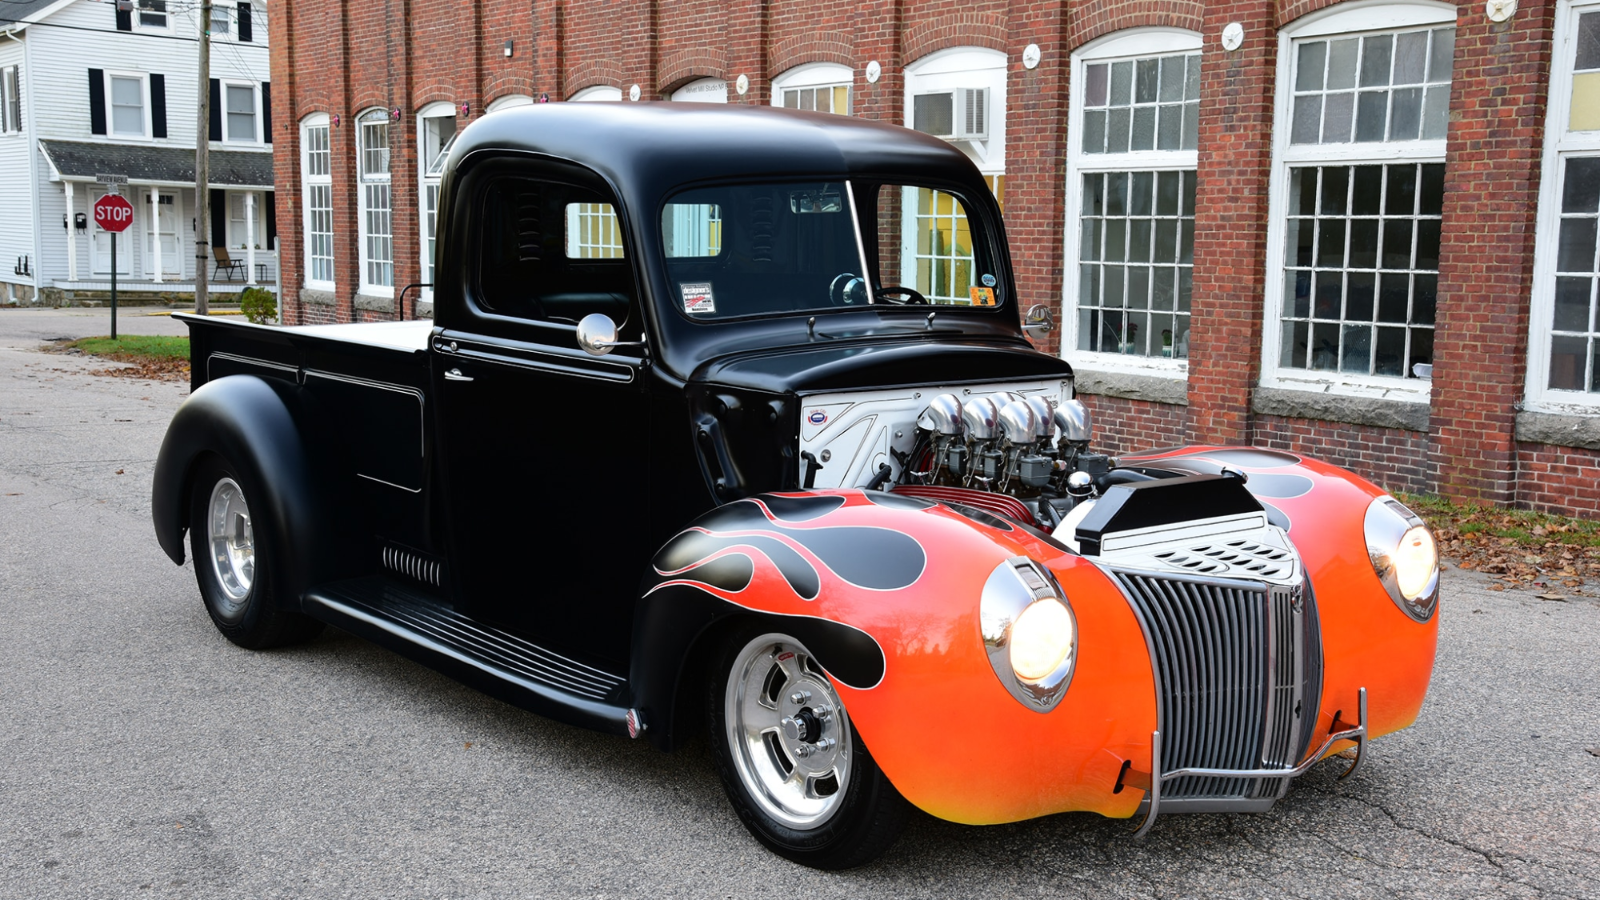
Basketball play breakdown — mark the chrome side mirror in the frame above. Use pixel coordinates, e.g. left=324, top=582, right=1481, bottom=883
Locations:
left=577, top=313, right=623, bottom=356
left=1023, top=304, right=1055, bottom=336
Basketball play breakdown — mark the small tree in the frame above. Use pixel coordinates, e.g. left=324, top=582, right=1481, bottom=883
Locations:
left=239, top=287, right=278, bottom=325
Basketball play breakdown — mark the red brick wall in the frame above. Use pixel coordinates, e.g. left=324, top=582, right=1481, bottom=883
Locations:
left=1431, top=1, right=1554, bottom=505
left=1516, top=443, right=1600, bottom=516
left=1254, top=415, right=1433, bottom=495
left=1186, top=0, right=1275, bottom=446
left=1079, top=395, right=1189, bottom=456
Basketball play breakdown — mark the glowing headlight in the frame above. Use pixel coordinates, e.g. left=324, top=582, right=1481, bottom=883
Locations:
left=1364, top=497, right=1439, bottom=622
left=980, top=557, right=1078, bottom=711
left=1010, top=599, right=1076, bottom=681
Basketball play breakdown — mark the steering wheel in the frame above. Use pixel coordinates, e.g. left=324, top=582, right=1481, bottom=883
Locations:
left=829, top=273, right=868, bottom=305
left=877, top=285, right=930, bottom=306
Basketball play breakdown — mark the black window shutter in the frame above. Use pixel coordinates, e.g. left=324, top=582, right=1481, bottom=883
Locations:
left=208, top=78, right=222, bottom=141
left=261, top=82, right=271, bottom=143
left=209, top=190, right=227, bottom=251
left=237, top=3, right=253, bottom=42
left=115, top=5, right=131, bottom=31
left=150, top=74, right=167, bottom=138
left=264, top=191, right=276, bottom=249
left=88, top=69, right=106, bottom=135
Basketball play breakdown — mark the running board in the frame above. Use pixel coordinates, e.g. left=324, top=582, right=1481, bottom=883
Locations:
left=302, top=577, right=633, bottom=736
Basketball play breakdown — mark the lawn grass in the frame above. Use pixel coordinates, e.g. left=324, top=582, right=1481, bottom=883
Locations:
left=62, top=334, right=190, bottom=362
left=1398, top=491, right=1600, bottom=551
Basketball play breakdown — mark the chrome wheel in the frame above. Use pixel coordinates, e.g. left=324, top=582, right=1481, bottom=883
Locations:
left=206, top=477, right=254, bottom=615
left=725, top=633, right=853, bottom=830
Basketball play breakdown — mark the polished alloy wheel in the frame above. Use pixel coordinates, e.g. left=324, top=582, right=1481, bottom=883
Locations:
left=206, top=477, right=255, bottom=614
left=725, top=633, right=853, bottom=829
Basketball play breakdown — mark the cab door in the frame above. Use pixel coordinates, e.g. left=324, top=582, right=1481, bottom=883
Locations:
left=433, top=167, right=652, bottom=668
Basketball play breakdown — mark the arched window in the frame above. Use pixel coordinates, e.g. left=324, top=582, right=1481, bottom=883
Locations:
left=671, top=77, right=727, bottom=103
left=901, top=48, right=1006, bottom=304
left=486, top=94, right=535, bottom=113
left=569, top=85, right=622, bottom=102
left=300, top=113, right=334, bottom=290
left=356, top=108, right=393, bottom=294
left=417, top=101, right=457, bottom=299
left=772, top=63, right=852, bottom=115
left=1067, top=28, right=1202, bottom=366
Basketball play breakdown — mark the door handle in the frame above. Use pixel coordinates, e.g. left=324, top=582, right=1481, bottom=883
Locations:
left=444, top=368, right=473, bottom=382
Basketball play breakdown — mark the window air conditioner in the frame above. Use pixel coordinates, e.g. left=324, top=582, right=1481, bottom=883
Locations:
left=912, top=88, right=989, bottom=141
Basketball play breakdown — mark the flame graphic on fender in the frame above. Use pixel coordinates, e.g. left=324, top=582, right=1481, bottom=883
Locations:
left=648, top=495, right=928, bottom=603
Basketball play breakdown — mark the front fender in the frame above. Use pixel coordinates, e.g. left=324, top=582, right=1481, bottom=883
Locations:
left=151, top=374, right=358, bottom=606
left=1120, top=446, right=1441, bottom=755
left=630, top=490, right=1157, bottom=825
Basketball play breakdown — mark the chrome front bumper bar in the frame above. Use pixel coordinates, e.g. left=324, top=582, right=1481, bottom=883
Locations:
left=1133, top=687, right=1368, bottom=838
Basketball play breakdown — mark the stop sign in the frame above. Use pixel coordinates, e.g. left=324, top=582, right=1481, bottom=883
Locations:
left=93, top=193, right=134, bottom=233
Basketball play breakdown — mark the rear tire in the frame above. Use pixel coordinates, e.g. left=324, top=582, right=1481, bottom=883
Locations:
left=188, top=456, right=322, bottom=649
left=707, top=627, right=908, bottom=869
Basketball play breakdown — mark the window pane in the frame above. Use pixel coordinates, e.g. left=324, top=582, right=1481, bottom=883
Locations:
left=1393, top=32, right=1428, bottom=85
left=1355, top=90, right=1388, bottom=141
left=1082, top=109, right=1106, bottom=153
left=1382, top=219, right=1414, bottom=269
left=1558, top=219, right=1599, bottom=273
left=1082, top=173, right=1104, bottom=216
left=1347, top=270, right=1376, bottom=319
left=1386, top=164, right=1417, bottom=214
left=1549, top=334, right=1589, bottom=390
left=1348, top=218, right=1378, bottom=268
left=1372, top=326, right=1404, bottom=375
left=1571, top=72, right=1600, bottom=132
left=1421, top=85, right=1450, bottom=139
left=1291, top=95, right=1322, bottom=143
left=1419, top=164, right=1445, bottom=215
left=1130, top=172, right=1153, bottom=215
left=1577, top=13, right=1600, bottom=71
left=1185, top=55, right=1201, bottom=100
left=1328, top=39, right=1360, bottom=90
left=1156, top=104, right=1183, bottom=149
left=1110, top=61, right=1133, bottom=105
left=1389, top=87, right=1422, bottom=140
left=1322, top=92, right=1354, bottom=143
left=1342, top=323, right=1372, bottom=372
left=1554, top=276, right=1594, bottom=331
left=1563, top=158, right=1600, bottom=212
left=1156, top=171, right=1180, bottom=215
left=1105, top=173, right=1128, bottom=216
left=1296, top=42, right=1327, bottom=91
left=1428, top=28, right=1455, bottom=82
left=1281, top=319, right=1309, bottom=367
left=1159, top=56, right=1186, bottom=101
left=1360, top=35, right=1393, bottom=87
left=1314, top=270, right=1342, bottom=318
left=1320, top=166, right=1348, bottom=214
left=1085, top=64, right=1108, bottom=106
left=1378, top=272, right=1410, bottom=322
left=1413, top=274, right=1437, bottom=325
left=1182, top=100, right=1199, bottom=149
left=1317, top=219, right=1346, bottom=267
left=1135, top=58, right=1158, bottom=103
left=1106, top=107, right=1131, bottom=152
left=1131, top=106, right=1156, bottom=150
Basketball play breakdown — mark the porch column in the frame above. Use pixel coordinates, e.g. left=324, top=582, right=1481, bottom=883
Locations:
left=245, top=192, right=257, bottom=286
left=150, top=190, right=163, bottom=284
left=64, top=182, right=77, bottom=282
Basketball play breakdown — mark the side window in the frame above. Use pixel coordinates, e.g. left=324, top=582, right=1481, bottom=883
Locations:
left=475, top=177, right=639, bottom=336
left=864, top=182, right=1003, bottom=307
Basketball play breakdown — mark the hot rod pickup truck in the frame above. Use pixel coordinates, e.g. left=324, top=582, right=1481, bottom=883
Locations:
left=154, top=103, right=1439, bottom=869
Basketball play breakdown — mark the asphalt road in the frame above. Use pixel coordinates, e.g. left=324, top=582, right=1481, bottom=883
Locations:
left=1, top=307, right=1597, bottom=899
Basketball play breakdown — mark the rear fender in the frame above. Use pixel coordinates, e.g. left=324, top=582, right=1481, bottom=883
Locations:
left=151, top=374, right=360, bottom=606
left=630, top=490, right=1158, bottom=825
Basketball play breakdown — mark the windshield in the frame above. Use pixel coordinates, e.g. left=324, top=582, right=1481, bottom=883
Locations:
left=660, top=180, right=1002, bottom=320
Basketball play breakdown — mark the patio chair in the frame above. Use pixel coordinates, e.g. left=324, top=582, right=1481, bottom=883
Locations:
left=213, top=246, right=245, bottom=282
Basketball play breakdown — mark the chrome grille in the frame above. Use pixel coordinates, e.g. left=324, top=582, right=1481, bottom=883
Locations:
left=1112, top=570, right=1307, bottom=800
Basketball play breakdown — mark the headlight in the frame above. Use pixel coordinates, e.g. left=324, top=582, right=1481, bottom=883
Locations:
left=1364, top=497, right=1439, bottom=622
left=980, top=557, right=1077, bottom=711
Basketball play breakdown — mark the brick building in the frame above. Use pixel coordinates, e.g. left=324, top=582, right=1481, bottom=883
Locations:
left=268, top=0, right=1600, bottom=517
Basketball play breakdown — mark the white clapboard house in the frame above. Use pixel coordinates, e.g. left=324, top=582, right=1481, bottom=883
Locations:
left=0, top=0, right=273, bottom=304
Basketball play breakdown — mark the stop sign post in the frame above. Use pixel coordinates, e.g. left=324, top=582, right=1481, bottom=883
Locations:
left=93, top=192, right=133, bottom=339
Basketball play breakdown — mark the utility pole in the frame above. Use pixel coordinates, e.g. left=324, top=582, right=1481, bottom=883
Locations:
left=194, top=0, right=211, bottom=314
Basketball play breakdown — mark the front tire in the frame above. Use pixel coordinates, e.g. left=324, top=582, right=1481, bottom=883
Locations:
left=707, top=628, right=908, bottom=869
left=188, top=456, right=322, bottom=649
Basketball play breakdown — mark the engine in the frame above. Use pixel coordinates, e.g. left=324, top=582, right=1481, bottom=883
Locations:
left=893, top=392, right=1113, bottom=531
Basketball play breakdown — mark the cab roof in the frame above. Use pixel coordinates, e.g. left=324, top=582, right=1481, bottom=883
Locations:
left=445, top=102, right=989, bottom=197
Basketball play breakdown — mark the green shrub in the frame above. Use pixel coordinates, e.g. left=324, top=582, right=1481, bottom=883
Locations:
left=239, top=287, right=278, bottom=325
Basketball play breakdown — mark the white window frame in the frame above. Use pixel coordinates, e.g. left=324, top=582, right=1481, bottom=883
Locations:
left=135, top=0, right=170, bottom=32
left=300, top=113, right=334, bottom=291
left=220, top=80, right=260, bottom=144
left=357, top=108, right=393, bottom=296
left=0, top=65, right=21, bottom=134
left=105, top=70, right=150, bottom=140
left=1064, top=28, right=1202, bottom=376
left=417, top=102, right=457, bottom=300
left=772, top=63, right=853, bottom=115
left=209, top=3, right=231, bottom=38
left=569, top=85, right=622, bottom=102
left=1527, top=0, right=1600, bottom=412
left=903, top=47, right=1007, bottom=173
left=1260, top=0, right=1457, bottom=401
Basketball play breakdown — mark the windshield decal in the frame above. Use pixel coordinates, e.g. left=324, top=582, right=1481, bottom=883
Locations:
left=681, top=282, right=715, bottom=314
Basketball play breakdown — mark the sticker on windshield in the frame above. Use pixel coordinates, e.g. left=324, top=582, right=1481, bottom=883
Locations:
left=681, top=282, right=715, bottom=314
left=970, top=286, right=996, bottom=307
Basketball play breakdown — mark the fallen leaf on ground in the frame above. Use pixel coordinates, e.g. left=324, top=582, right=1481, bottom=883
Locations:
left=1537, top=593, right=1567, bottom=601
